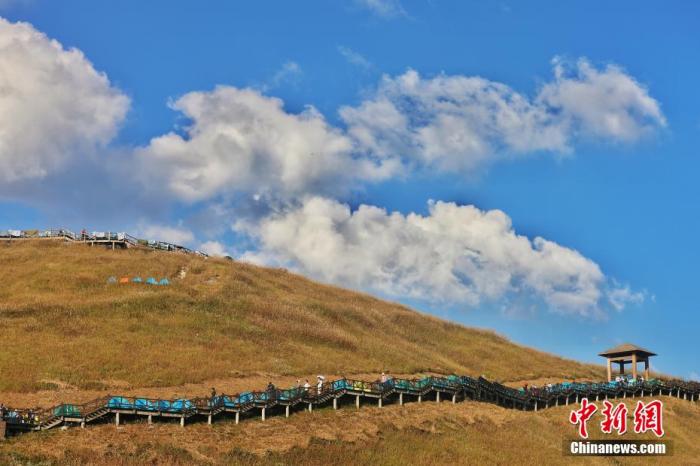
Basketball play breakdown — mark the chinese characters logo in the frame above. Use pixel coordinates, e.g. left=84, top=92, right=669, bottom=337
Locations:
left=569, top=398, right=664, bottom=438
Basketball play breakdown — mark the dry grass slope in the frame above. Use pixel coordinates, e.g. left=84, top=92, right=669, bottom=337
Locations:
left=1, top=396, right=698, bottom=465
left=0, top=241, right=603, bottom=393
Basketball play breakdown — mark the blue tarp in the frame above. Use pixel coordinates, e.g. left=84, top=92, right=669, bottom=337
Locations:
left=159, top=278, right=170, bottom=286
left=132, top=277, right=143, bottom=283
left=135, top=398, right=157, bottom=411
left=145, top=277, right=158, bottom=285
left=108, top=397, right=133, bottom=409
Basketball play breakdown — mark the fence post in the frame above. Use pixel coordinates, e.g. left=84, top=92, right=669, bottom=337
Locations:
left=436, top=392, right=440, bottom=403
left=356, top=395, right=360, bottom=409
left=115, top=412, right=120, bottom=427
left=399, top=393, right=404, bottom=406
left=235, top=412, right=240, bottom=425
left=286, top=405, right=290, bottom=417
left=180, top=416, right=185, bottom=427
left=261, top=408, right=266, bottom=421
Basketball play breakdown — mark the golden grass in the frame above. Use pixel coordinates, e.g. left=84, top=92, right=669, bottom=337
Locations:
left=0, top=241, right=604, bottom=394
left=1, top=396, right=697, bottom=465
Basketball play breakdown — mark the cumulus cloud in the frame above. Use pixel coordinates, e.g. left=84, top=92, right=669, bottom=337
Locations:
left=133, top=58, right=663, bottom=207
left=240, top=197, right=639, bottom=317
left=340, top=59, right=665, bottom=173
left=355, top=0, right=407, bottom=18
left=539, top=58, right=666, bottom=141
left=0, top=17, right=129, bottom=183
left=140, top=224, right=194, bottom=245
left=136, top=86, right=398, bottom=202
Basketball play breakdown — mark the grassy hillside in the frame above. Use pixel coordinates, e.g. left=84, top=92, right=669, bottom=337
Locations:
left=1, top=396, right=698, bottom=465
left=0, top=240, right=603, bottom=394
left=1, top=241, right=696, bottom=466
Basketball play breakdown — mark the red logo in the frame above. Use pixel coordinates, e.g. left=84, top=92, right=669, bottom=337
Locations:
left=569, top=399, right=665, bottom=438
left=569, top=398, right=598, bottom=438
left=633, top=400, right=664, bottom=437
left=600, top=400, right=628, bottom=435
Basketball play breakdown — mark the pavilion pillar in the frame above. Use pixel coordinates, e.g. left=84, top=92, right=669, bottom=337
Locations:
left=235, top=412, right=240, bottom=424
left=619, top=361, right=625, bottom=375
left=378, top=397, right=382, bottom=408
left=632, top=353, right=638, bottom=379
left=452, top=393, right=457, bottom=404
left=308, top=403, right=313, bottom=412
left=356, top=395, right=360, bottom=409
left=285, top=405, right=290, bottom=418
left=436, top=392, right=440, bottom=403
left=115, top=412, right=120, bottom=427
left=180, top=416, right=185, bottom=427
left=607, top=359, right=612, bottom=382
left=399, top=393, right=404, bottom=406
left=644, top=360, right=649, bottom=379
left=418, top=395, right=422, bottom=403
left=333, top=398, right=338, bottom=410
left=207, top=414, right=212, bottom=425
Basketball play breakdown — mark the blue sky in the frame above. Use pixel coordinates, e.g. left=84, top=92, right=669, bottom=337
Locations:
left=1, top=0, right=698, bottom=379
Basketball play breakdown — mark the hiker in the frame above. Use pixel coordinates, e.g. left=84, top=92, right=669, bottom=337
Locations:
left=380, top=372, right=388, bottom=384
left=296, top=379, right=301, bottom=389
left=303, top=379, right=311, bottom=394
left=317, top=375, right=325, bottom=395
left=267, top=381, right=276, bottom=401
left=210, top=387, right=217, bottom=404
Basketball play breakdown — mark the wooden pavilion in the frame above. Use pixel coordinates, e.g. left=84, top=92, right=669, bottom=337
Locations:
left=599, top=343, right=656, bottom=382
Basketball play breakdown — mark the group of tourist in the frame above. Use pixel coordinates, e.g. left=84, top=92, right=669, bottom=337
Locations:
left=0, top=404, right=38, bottom=424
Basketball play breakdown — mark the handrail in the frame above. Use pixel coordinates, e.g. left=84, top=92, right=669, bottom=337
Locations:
left=1, top=375, right=698, bottom=431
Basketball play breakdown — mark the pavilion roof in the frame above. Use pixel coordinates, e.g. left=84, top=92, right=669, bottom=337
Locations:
left=599, top=343, right=657, bottom=357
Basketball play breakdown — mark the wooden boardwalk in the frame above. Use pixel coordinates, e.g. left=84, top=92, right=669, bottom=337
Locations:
left=2, top=375, right=698, bottom=435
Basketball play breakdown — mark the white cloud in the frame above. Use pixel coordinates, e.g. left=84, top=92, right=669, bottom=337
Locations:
left=355, top=0, right=406, bottom=18
left=338, top=46, right=372, bottom=69
left=539, top=57, right=666, bottom=142
left=140, top=224, right=194, bottom=245
left=135, top=58, right=663, bottom=206
left=0, top=17, right=129, bottom=183
left=136, top=86, right=398, bottom=202
left=241, top=197, right=638, bottom=317
left=607, top=282, right=646, bottom=311
left=261, top=60, right=303, bottom=91
left=199, top=240, right=229, bottom=257
left=341, top=59, right=665, bottom=173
